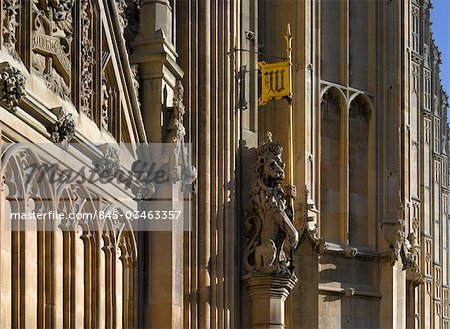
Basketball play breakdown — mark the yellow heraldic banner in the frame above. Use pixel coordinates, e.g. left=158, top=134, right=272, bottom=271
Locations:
left=258, top=60, right=291, bottom=105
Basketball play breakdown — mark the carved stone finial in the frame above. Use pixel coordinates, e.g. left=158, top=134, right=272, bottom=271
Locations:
left=94, top=145, right=120, bottom=179
left=0, top=62, right=26, bottom=111
left=243, top=132, right=299, bottom=275
left=50, top=108, right=75, bottom=148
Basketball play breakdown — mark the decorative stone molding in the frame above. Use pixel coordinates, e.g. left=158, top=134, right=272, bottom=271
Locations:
left=243, top=132, right=299, bottom=275
left=2, top=0, right=20, bottom=54
left=94, top=144, right=120, bottom=179
left=101, top=73, right=110, bottom=130
left=80, top=0, right=96, bottom=116
left=242, top=272, right=298, bottom=301
left=50, top=107, right=75, bottom=148
left=115, top=0, right=128, bottom=30
left=0, top=62, right=26, bottom=111
left=242, top=272, right=298, bottom=329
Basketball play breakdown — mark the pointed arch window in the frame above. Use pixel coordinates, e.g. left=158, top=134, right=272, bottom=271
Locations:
left=320, top=89, right=344, bottom=243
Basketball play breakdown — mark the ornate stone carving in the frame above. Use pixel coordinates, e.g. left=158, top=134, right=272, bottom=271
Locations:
left=381, top=200, right=420, bottom=272
left=130, top=64, right=140, bottom=103
left=115, top=0, right=128, bottom=30
left=161, top=81, right=197, bottom=187
left=2, top=0, right=21, bottom=54
left=50, top=108, right=75, bottom=148
left=123, top=0, right=140, bottom=52
left=0, top=62, right=26, bottom=111
left=94, top=145, right=120, bottom=179
left=101, top=74, right=110, bottom=130
left=32, top=0, right=74, bottom=97
left=243, top=132, right=299, bottom=274
left=80, top=0, right=95, bottom=116
left=135, top=180, right=156, bottom=201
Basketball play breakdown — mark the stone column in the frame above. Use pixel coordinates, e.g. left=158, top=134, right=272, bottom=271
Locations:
left=242, top=273, right=297, bottom=329
left=131, top=1, right=184, bottom=328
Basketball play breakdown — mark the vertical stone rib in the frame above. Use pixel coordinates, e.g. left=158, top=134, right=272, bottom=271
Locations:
left=198, top=0, right=211, bottom=328
left=210, top=0, right=217, bottom=325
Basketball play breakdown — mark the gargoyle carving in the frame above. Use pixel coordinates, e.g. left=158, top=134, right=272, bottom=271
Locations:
left=243, top=132, right=299, bottom=274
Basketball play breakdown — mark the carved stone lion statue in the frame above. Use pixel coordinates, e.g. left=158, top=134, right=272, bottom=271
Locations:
left=243, top=132, right=299, bottom=274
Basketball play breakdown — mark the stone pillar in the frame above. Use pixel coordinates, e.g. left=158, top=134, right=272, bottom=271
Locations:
left=131, top=1, right=185, bottom=328
left=243, top=273, right=297, bottom=329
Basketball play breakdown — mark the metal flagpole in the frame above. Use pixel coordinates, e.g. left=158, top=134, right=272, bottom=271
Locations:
left=285, top=23, right=295, bottom=216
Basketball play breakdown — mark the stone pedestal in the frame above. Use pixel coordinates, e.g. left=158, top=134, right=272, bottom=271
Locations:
left=242, top=272, right=298, bottom=329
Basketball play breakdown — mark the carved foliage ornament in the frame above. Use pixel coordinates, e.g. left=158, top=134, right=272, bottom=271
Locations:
left=94, top=145, right=120, bottom=179
left=101, top=73, right=110, bottom=130
left=80, top=0, right=95, bottom=116
left=115, top=0, right=128, bottom=30
left=0, top=62, right=26, bottom=111
left=243, top=132, right=299, bottom=275
left=2, top=0, right=21, bottom=54
left=50, top=109, right=75, bottom=148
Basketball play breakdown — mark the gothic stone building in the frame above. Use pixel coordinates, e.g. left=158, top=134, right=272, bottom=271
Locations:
left=0, top=0, right=449, bottom=328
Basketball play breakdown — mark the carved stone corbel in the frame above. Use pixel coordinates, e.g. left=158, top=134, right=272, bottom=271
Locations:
left=0, top=62, right=26, bottom=112
left=50, top=107, right=75, bottom=148
left=381, top=200, right=421, bottom=274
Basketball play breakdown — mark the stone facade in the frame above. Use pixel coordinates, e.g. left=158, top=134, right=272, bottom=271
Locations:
left=0, top=0, right=448, bottom=328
